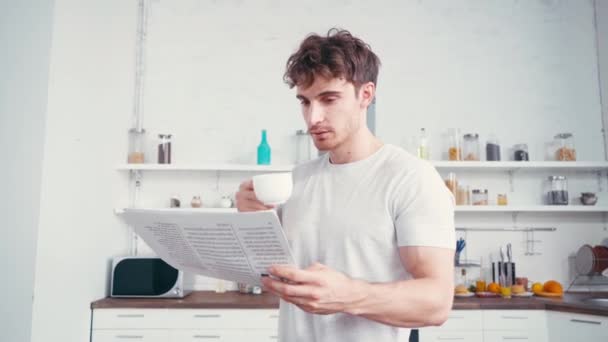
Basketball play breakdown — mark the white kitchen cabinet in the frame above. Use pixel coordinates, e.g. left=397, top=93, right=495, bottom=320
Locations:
left=169, top=330, right=278, bottom=342
left=482, top=310, right=546, bottom=332
left=169, top=309, right=278, bottom=329
left=419, top=310, right=483, bottom=342
left=93, top=309, right=170, bottom=329
left=91, top=308, right=279, bottom=342
left=483, top=331, right=543, bottom=342
left=420, top=310, right=550, bottom=342
left=483, top=310, right=547, bottom=342
left=420, top=331, right=483, bottom=342
left=92, top=330, right=169, bottom=342
left=546, top=311, right=608, bottom=342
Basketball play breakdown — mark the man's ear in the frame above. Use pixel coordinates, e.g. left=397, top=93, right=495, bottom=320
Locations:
left=359, top=82, right=375, bottom=109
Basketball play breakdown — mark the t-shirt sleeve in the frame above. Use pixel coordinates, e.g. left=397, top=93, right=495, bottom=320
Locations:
left=392, top=163, right=456, bottom=249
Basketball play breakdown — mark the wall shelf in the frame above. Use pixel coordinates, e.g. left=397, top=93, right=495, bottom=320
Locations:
left=116, top=164, right=294, bottom=172
left=432, top=161, right=608, bottom=172
left=116, top=161, right=608, bottom=172
left=114, top=206, right=608, bottom=215
left=455, top=205, right=608, bottom=213
left=115, top=207, right=238, bottom=215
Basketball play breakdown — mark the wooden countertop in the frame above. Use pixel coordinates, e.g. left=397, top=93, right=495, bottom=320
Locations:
left=91, top=291, right=608, bottom=316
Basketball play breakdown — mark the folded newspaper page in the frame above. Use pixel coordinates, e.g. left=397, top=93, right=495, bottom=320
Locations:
left=122, top=208, right=296, bottom=286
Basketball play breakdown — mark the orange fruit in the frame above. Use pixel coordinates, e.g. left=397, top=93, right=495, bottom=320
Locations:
left=543, top=280, right=563, bottom=294
left=486, top=282, right=501, bottom=294
left=532, top=282, right=543, bottom=294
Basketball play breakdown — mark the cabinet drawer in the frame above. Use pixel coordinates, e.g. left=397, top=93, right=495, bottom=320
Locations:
left=170, top=330, right=278, bottom=342
left=419, top=331, right=483, bottom=342
left=169, top=309, right=279, bottom=329
left=547, top=311, right=608, bottom=341
left=483, top=331, right=546, bottom=342
left=483, top=310, right=546, bottom=331
left=423, top=310, right=483, bottom=331
left=93, top=309, right=169, bottom=329
left=92, top=329, right=169, bottom=342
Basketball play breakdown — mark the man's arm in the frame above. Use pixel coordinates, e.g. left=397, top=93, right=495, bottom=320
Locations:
left=262, top=246, right=454, bottom=328
left=347, top=246, right=454, bottom=327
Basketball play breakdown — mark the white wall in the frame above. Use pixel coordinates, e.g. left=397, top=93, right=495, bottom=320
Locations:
left=0, top=1, right=54, bottom=341
left=134, top=0, right=608, bottom=289
left=14, top=1, right=608, bottom=342
left=29, top=1, right=136, bottom=341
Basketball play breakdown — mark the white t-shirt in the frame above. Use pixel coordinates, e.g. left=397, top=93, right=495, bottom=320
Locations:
left=279, top=144, right=455, bottom=342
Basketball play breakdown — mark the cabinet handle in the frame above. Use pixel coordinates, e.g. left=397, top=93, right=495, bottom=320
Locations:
left=116, top=314, right=144, bottom=318
left=193, top=335, right=220, bottom=339
left=500, top=316, right=528, bottom=320
left=437, top=337, right=465, bottom=340
left=115, top=335, right=143, bottom=339
left=502, top=337, right=528, bottom=340
left=570, top=318, right=601, bottom=325
left=193, top=314, right=221, bottom=318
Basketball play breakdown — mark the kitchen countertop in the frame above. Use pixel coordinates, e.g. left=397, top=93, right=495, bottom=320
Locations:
left=91, top=291, right=608, bottom=316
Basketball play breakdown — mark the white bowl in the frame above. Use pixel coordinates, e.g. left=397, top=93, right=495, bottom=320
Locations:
left=253, top=172, right=293, bottom=205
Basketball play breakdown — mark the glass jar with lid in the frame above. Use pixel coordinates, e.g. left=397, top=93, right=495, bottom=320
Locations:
left=127, top=128, right=146, bottom=163
left=463, top=133, right=480, bottom=161
left=472, top=189, right=488, bottom=205
left=546, top=176, right=568, bottom=205
left=513, top=143, right=529, bottom=161
left=295, top=129, right=315, bottom=164
left=485, top=134, right=501, bottom=161
left=447, top=128, right=462, bottom=161
left=157, top=134, right=172, bottom=164
left=553, top=133, right=576, bottom=161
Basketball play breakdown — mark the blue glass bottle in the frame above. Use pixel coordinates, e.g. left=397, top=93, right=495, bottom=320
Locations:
left=257, top=129, right=271, bottom=165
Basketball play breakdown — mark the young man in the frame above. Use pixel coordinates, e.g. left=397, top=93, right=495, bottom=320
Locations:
left=236, top=29, right=455, bottom=342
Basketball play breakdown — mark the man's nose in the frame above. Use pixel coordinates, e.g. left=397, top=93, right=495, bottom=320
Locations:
left=306, top=103, right=324, bottom=127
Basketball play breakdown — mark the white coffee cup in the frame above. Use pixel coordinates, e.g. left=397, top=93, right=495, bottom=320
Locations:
left=253, top=172, right=293, bottom=205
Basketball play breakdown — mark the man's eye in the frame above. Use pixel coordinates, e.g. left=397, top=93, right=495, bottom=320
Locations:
left=300, top=100, right=310, bottom=106
left=323, top=97, right=337, bottom=103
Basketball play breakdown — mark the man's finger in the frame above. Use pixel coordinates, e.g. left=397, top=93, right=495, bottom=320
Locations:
left=263, top=277, right=320, bottom=299
left=239, top=180, right=254, bottom=191
left=269, top=265, right=320, bottom=285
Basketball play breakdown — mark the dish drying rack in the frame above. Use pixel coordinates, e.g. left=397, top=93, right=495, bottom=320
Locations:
left=566, top=256, right=608, bottom=292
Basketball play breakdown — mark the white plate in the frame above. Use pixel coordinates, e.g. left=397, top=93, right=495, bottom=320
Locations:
left=454, top=292, right=475, bottom=298
left=512, top=291, right=534, bottom=297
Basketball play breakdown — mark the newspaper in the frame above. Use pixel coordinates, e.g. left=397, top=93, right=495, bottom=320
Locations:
left=122, top=208, right=296, bottom=286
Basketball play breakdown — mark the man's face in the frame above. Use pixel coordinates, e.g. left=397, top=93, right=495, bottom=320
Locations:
left=296, top=77, right=371, bottom=152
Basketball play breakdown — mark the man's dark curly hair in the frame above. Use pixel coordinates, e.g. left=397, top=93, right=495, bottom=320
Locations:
left=284, top=28, right=381, bottom=91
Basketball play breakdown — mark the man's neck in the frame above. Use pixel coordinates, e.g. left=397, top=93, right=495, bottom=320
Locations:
left=328, top=128, right=383, bottom=164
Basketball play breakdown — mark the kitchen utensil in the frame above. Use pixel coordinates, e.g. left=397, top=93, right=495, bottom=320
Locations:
left=505, top=263, right=512, bottom=287
left=593, top=245, right=608, bottom=273
left=456, top=238, right=466, bottom=253
left=580, top=192, right=598, bottom=206
left=506, top=243, right=516, bottom=285
left=575, top=244, right=596, bottom=275
left=500, top=246, right=505, bottom=262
